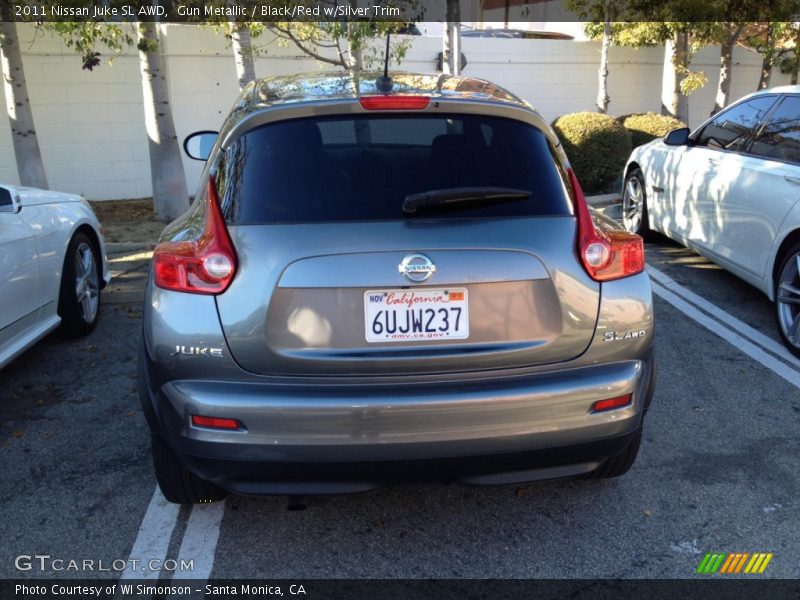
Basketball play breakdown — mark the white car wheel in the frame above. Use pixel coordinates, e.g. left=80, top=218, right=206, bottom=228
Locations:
left=776, top=243, right=800, bottom=357
left=622, top=169, right=649, bottom=236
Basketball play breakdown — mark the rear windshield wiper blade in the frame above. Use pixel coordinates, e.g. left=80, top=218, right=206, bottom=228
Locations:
left=402, top=187, right=531, bottom=214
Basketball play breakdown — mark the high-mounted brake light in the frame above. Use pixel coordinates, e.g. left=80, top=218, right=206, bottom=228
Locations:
left=359, top=96, right=430, bottom=110
left=153, top=176, right=237, bottom=295
left=191, top=415, right=242, bottom=430
left=590, top=394, right=632, bottom=413
left=567, top=168, right=644, bottom=282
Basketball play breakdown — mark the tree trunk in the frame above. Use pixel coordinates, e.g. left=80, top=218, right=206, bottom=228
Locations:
left=661, top=32, right=688, bottom=124
left=0, top=21, right=48, bottom=189
left=444, top=0, right=461, bottom=75
left=596, top=5, right=611, bottom=114
left=137, top=21, right=188, bottom=223
left=711, top=27, right=742, bottom=116
left=345, top=19, right=362, bottom=85
left=759, top=55, right=773, bottom=89
left=758, top=23, right=775, bottom=90
left=229, top=0, right=255, bottom=92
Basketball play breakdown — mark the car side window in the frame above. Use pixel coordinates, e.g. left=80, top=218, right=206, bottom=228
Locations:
left=695, top=96, right=777, bottom=152
left=748, top=96, right=800, bottom=164
left=0, top=187, right=12, bottom=208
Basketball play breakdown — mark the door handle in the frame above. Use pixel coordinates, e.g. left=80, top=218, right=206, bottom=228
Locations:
left=707, top=158, right=719, bottom=166
left=784, top=175, right=800, bottom=185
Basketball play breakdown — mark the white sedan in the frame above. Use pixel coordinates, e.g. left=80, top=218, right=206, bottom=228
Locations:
left=622, top=86, right=800, bottom=356
left=0, top=184, right=110, bottom=369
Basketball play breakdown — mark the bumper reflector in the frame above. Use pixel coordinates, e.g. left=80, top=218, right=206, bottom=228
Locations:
left=191, top=415, right=242, bottom=430
left=590, top=394, right=632, bottom=413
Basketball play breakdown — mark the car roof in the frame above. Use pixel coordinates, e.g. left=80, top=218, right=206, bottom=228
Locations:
left=762, top=84, right=800, bottom=95
left=244, top=71, right=532, bottom=112
left=216, top=70, right=562, bottom=158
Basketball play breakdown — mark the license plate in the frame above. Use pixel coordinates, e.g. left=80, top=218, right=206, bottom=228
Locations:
left=364, top=288, right=469, bottom=343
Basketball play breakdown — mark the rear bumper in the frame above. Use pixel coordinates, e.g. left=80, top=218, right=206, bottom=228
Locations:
left=140, top=345, right=655, bottom=494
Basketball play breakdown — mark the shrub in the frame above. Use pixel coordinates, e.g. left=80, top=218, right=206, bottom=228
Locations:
left=552, top=112, right=632, bottom=194
left=619, top=112, right=687, bottom=149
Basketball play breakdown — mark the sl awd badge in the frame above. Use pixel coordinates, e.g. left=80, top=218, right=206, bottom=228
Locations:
left=603, top=329, right=647, bottom=342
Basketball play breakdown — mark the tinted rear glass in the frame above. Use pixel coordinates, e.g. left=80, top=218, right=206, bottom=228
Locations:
left=217, top=114, right=570, bottom=224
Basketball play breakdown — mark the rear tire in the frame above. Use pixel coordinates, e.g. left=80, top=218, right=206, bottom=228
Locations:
left=586, top=428, right=642, bottom=479
left=57, top=231, right=101, bottom=337
left=775, top=242, right=800, bottom=358
left=621, top=168, right=650, bottom=237
left=151, top=435, right=227, bottom=504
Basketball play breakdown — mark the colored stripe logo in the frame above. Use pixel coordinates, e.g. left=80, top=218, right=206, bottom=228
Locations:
left=696, top=552, right=773, bottom=574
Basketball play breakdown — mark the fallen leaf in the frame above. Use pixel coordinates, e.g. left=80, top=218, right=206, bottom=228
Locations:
left=12, top=430, right=24, bottom=439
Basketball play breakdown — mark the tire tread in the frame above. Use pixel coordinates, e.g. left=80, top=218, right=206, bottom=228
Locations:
left=151, top=435, right=227, bottom=504
left=57, top=231, right=100, bottom=338
left=586, top=428, right=642, bottom=479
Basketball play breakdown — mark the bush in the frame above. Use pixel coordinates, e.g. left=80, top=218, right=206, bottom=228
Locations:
left=552, top=112, right=632, bottom=194
left=619, top=112, right=687, bottom=149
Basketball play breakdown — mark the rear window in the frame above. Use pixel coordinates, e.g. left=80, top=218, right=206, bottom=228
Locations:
left=217, top=114, right=571, bottom=224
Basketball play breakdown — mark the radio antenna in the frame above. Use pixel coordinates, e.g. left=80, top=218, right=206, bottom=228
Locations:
left=375, top=32, right=393, bottom=93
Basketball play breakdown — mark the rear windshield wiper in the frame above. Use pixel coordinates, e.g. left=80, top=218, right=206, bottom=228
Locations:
left=402, top=187, right=531, bottom=214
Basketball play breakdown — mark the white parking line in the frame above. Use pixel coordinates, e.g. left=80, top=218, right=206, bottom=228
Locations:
left=120, top=487, right=180, bottom=580
left=648, top=265, right=800, bottom=370
left=650, top=280, right=800, bottom=390
left=172, top=500, right=226, bottom=581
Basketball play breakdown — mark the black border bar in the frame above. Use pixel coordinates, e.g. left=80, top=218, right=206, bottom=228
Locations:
left=3, top=579, right=800, bottom=600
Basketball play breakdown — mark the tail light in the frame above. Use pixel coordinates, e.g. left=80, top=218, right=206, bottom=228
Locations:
left=567, top=168, right=644, bottom=282
left=359, top=96, right=430, bottom=110
left=153, top=176, right=237, bottom=294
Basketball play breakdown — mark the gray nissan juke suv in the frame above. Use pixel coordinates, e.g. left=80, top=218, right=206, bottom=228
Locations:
left=138, top=71, right=655, bottom=504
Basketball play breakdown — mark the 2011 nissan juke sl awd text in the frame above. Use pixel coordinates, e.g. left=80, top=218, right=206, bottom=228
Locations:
left=138, top=72, right=655, bottom=504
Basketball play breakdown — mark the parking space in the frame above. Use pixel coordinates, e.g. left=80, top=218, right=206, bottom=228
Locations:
left=1, top=236, right=798, bottom=580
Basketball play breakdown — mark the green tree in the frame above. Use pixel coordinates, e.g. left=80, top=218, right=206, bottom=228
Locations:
left=268, top=19, right=412, bottom=77
left=570, top=0, right=628, bottom=114
left=44, top=18, right=188, bottom=221
left=443, top=0, right=461, bottom=75
left=200, top=0, right=421, bottom=90
left=744, top=22, right=800, bottom=89
left=602, top=22, right=707, bottom=123
left=747, top=23, right=781, bottom=89
left=263, top=0, right=420, bottom=78
left=705, top=23, right=745, bottom=115
left=197, top=1, right=264, bottom=92
left=136, top=20, right=189, bottom=222
left=0, top=14, right=48, bottom=188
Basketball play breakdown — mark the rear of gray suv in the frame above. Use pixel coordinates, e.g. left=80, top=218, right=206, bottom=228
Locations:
left=139, top=72, right=655, bottom=504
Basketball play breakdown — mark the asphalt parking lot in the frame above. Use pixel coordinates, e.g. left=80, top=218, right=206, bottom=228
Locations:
left=1, top=233, right=799, bottom=581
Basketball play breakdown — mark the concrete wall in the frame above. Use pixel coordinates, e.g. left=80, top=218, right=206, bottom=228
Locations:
left=0, top=24, right=791, bottom=200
